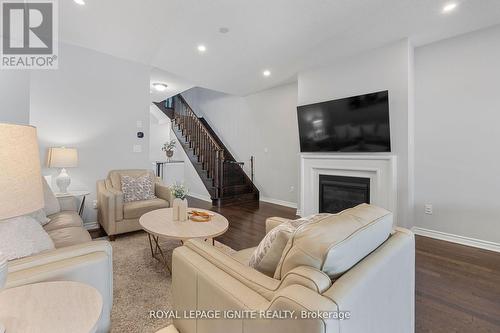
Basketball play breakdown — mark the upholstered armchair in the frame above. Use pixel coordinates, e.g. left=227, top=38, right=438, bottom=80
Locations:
left=97, top=169, right=173, bottom=240
left=171, top=205, right=415, bottom=333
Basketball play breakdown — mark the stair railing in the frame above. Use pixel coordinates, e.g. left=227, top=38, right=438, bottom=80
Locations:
left=173, top=95, right=225, bottom=197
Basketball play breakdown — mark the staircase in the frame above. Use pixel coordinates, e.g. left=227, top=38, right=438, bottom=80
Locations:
left=154, top=95, right=259, bottom=206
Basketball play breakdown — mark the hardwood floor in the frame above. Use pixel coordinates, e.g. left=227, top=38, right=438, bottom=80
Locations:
left=93, top=197, right=500, bottom=332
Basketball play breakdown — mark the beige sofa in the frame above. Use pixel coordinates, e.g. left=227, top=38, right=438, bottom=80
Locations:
left=97, top=169, right=173, bottom=240
left=6, top=200, right=113, bottom=333
left=172, top=205, right=415, bottom=333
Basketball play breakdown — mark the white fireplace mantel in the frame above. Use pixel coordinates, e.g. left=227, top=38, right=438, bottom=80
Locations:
left=298, top=153, right=398, bottom=224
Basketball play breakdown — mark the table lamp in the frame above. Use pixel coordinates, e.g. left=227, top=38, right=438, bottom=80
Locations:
left=0, top=123, right=45, bottom=333
left=47, top=147, right=78, bottom=193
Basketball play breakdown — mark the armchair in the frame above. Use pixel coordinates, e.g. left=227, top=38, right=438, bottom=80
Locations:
left=97, top=169, right=173, bottom=240
left=171, top=205, right=415, bottom=333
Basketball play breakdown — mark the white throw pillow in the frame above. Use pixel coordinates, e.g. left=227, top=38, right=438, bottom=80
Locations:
left=42, top=177, right=61, bottom=216
left=0, top=216, right=55, bottom=261
left=249, top=214, right=330, bottom=276
left=29, top=208, right=51, bottom=226
left=121, top=174, right=157, bottom=203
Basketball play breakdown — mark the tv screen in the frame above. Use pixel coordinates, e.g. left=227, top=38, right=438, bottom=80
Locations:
left=297, top=91, right=391, bottom=153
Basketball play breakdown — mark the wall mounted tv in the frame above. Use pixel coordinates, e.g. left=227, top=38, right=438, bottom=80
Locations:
left=297, top=91, right=391, bottom=153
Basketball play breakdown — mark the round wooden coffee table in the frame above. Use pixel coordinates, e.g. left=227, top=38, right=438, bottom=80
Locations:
left=139, top=207, right=229, bottom=274
left=0, top=281, right=102, bottom=333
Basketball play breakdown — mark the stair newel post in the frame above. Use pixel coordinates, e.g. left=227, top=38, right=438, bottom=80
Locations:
left=219, top=151, right=225, bottom=198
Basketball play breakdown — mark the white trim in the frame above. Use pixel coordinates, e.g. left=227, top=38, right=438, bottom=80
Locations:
left=296, top=209, right=303, bottom=217
left=260, top=197, right=297, bottom=209
left=84, top=221, right=99, bottom=230
left=188, top=192, right=212, bottom=203
left=412, top=227, right=500, bottom=253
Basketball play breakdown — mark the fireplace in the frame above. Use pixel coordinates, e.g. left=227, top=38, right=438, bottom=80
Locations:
left=319, top=175, right=370, bottom=213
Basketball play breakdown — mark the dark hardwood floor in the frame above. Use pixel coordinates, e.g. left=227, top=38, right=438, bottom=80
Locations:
left=92, top=197, right=500, bottom=332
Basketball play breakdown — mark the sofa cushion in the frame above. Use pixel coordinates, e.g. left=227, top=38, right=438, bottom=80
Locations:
left=249, top=214, right=329, bottom=277
left=47, top=227, right=91, bottom=248
left=44, top=211, right=83, bottom=232
left=123, top=198, right=168, bottom=220
left=274, top=204, right=393, bottom=279
left=29, top=208, right=50, bottom=226
left=108, top=169, right=156, bottom=191
left=0, top=216, right=55, bottom=260
left=121, top=174, right=156, bottom=203
left=231, top=247, right=256, bottom=265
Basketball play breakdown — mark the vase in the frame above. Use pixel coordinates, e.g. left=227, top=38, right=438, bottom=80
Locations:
left=173, top=198, right=188, bottom=222
left=166, top=150, right=174, bottom=161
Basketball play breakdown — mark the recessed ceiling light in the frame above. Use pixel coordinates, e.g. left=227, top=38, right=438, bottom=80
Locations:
left=197, top=45, right=207, bottom=53
left=152, top=82, right=168, bottom=92
left=74, top=0, right=85, bottom=5
left=263, top=70, right=271, bottom=77
left=442, top=2, right=458, bottom=13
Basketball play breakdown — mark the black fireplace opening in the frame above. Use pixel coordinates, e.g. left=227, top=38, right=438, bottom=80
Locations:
left=319, top=175, right=370, bottom=214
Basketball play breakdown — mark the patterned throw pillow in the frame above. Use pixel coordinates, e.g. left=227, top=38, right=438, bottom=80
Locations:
left=249, top=213, right=329, bottom=277
left=121, top=174, right=157, bottom=203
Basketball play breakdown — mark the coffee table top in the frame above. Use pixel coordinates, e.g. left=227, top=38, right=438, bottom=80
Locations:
left=139, top=208, right=229, bottom=240
left=0, top=281, right=102, bottom=333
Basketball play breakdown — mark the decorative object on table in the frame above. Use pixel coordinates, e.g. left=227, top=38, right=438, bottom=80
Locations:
left=47, top=147, right=78, bottom=193
left=0, top=123, right=45, bottom=333
left=171, top=183, right=188, bottom=222
left=188, top=210, right=214, bottom=222
left=161, top=139, right=176, bottom=161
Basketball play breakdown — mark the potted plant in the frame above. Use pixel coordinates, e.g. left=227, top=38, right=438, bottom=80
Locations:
left=171, top=183, right=188, bottom=222
left=162, top=139, right=176, bottom=161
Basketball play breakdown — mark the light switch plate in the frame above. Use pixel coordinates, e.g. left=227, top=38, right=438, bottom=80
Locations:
left=424, top=204, right=433, bottom=215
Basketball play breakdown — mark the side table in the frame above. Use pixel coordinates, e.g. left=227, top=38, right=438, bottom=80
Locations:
left=0, top=281, right=102, bottom=333
left=55, top=190, right=91, bottom=217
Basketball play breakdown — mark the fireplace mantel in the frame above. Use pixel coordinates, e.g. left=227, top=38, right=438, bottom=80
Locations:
left=298, top=153, right=397, bottom=224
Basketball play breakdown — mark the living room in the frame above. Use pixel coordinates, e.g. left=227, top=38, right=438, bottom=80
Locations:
left=1, top=1, right=499, bottom=333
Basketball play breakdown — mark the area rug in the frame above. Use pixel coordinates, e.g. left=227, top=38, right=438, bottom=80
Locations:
left=110, top=231, right=235, bottom=333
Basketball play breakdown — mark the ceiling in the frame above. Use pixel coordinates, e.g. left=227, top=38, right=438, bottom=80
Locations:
left=59, top=0, right=500, bottom=96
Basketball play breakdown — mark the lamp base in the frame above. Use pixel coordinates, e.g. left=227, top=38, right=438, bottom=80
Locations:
left=56, top=168, right=71, bottom=193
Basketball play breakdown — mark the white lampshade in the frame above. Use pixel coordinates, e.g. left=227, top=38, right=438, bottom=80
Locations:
left=0, top=123, right=44, bottom=220
left=47, top=147, right=78, bottom=168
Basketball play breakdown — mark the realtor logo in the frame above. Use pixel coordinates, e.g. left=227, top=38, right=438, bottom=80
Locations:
left=1, top=0, right=58, bottom=69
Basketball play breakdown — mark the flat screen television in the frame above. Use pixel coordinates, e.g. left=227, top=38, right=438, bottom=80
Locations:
left=297, top=90, right=391, bottom=152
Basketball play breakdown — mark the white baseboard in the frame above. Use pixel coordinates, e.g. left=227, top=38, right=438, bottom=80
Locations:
left=84, top=221, right=99, bottom=230
left=296, top=209, right=302, bottom=217
left=188, top=192, right=212, bottom=203
left=412, top=227, right=500, bottom=253
left=260, top=197, right=297, bottom=209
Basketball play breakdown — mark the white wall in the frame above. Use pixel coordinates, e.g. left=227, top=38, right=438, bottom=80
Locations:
left=414, top=25, right=500, bottom=243
left=149, top=104, right=171, bottom=163
left=298, top=40, right=414, bottom=227
left=30, top=43, right=152, bottom=223
left=0, top=71, right=30, bottom=124
left=182, top=83, right=299, bottom=207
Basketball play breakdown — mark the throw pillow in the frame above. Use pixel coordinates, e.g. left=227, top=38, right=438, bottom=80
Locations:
left=121, top=174, right=157, bottom=203
left=249, top=213, right=329, bottom=276
left=0, top=215, right=55, bottom=261
left=42, top=177, right=61, bottom=216
left=29, top=208, right=51, bottom=226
